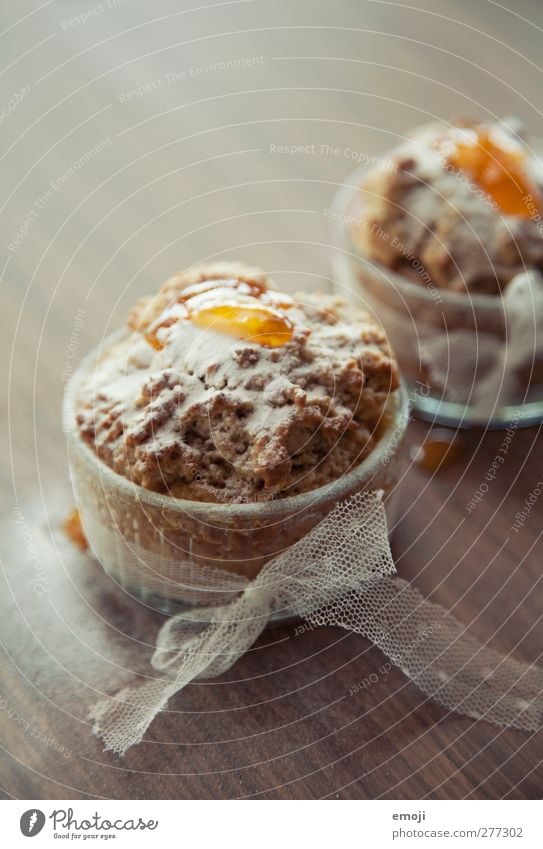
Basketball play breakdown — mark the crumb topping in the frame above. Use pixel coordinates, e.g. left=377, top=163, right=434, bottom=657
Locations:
left=76, top=262, right=399, bottom=502
left=353, top=119, right=543, bottom=294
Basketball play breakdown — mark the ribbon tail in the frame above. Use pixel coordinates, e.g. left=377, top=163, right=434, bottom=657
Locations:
left=90, top=591, right=273, bottom=755
left=307, top=575, right=543, bottom=732
left=376, top=577, right=543, bottom=732
left=89, top=675, right=189, bottom=756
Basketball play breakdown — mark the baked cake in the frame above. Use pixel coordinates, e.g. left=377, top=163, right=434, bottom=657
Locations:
left=76, top=262, right=399, bottom=503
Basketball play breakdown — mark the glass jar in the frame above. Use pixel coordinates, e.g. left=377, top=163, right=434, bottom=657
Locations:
left=330, top=167, right=543, bottom=429
left=64, top=334, right=409, bottom=617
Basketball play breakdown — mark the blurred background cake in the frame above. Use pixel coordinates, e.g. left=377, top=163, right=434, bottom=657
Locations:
left=352, top=117, right=543, bottom=294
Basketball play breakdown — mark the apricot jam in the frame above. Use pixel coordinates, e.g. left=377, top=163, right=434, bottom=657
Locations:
left=410, top=428, right=462, bottom=473
left=146, top=278, right=294, bottom=349
left=63, top=508, right=88, bottom=550
left=445, top=127, right=540, bottom=217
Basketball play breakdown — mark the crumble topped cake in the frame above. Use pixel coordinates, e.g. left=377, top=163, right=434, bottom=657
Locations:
left=75, top=262, right=399, bottom=502
left=353, top=118, right=543, bottom=294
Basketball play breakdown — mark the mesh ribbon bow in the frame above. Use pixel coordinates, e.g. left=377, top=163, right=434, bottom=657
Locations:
left=90, top=491, right=543, bottom=755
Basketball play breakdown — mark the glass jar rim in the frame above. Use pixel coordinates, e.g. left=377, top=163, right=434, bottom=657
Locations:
left=64, top=329, right=409, bottom=520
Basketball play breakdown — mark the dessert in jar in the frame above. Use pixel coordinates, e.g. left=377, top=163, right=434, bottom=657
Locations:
left=64, top=261, right=407, bottom=614
left=331, top=118, right=543, bottom=427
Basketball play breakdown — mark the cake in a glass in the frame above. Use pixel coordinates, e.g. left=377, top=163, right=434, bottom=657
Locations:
left=332, top=118, right=543, bottom=426
left=65, top=262, right=406, bottom=609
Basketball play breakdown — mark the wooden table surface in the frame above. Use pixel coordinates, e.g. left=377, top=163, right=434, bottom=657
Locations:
left=1, top=0, right=542, bottom=800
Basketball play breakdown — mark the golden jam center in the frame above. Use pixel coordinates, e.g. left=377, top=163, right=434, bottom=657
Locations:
left=146, top=278, right=294, bottom=349
left=445, top=127, right=540, bottom=217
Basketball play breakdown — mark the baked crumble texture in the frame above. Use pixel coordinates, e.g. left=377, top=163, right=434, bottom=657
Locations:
left=353, top=119, right=543, bottom=295
left=76, top=262, right=399, bottom=502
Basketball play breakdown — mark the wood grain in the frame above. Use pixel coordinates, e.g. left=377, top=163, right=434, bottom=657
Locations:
left=1, top=0, right=542, bottom=799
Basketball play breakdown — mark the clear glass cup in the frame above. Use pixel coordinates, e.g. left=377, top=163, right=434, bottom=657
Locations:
left=64, top=333, right=409, bottom=617
left=330, top=166, right=543, bottom=429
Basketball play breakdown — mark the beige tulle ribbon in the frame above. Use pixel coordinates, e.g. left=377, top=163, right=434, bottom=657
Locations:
left=89, top=491, right=543, bottom=755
